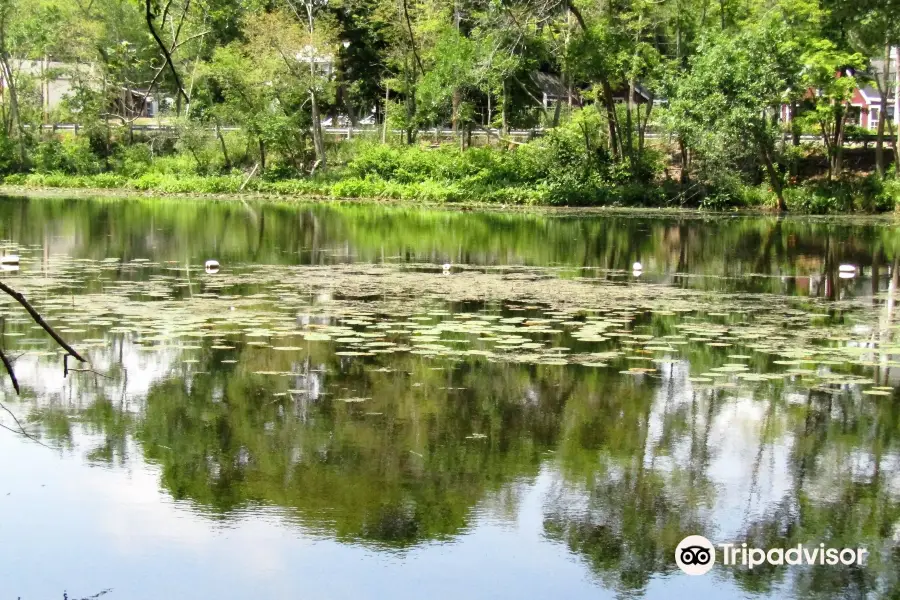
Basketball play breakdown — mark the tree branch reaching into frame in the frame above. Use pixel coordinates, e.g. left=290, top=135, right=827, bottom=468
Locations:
left=0, top=280, right=86, bottom=363
left=145, top=0, right=190, bottom=105
left=0, top=346, right=19, bottom=394
left=0, top=279, right=86, bottom=443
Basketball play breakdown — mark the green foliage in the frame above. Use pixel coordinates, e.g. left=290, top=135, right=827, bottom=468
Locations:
left=784, top=176, right=897, bottom=213
left=0, top=132, right=22, bottom=173
left=113, top=143, right=153, bottom=177
left=31, top=136, right=102, bottom=175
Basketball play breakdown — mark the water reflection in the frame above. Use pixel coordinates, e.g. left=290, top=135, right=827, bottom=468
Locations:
left=1, top=196, right=899, bottom=599
left=1, top=196, right=900, bottom=295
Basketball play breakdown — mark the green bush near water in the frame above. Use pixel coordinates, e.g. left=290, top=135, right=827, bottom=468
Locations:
left=2, top=124, right=900, bottom=211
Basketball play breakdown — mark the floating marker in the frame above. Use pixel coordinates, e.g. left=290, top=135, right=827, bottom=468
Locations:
left=0, top=254, right=20, bottom=265
left=205, top=259, right=220, bottom=274
left=442, top=263, right=451, bottom=271
left=838, top=264, right=856, bottom=273
left=632, top=262, right=643, bottom=271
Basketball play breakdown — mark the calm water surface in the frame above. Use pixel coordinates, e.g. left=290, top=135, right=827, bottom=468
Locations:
left=1, top=196, right=899, bottom=600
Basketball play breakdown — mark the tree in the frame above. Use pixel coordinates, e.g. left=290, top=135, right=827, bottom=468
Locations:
left=795, top=40, right=865, bottom=180
left=822, top=0, right=900, bottom=179
left=668, top=20, right=803, bottom=211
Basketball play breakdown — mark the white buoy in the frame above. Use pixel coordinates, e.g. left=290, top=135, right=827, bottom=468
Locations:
left=838, top=264, right=856, bottom=273
left=0, top=254, right=20, bottom=265
left=205, top=259, right=220, bottom=274
left=442, top=263, right=451, bottom=271
left=632, top=262, right=643, bottom=271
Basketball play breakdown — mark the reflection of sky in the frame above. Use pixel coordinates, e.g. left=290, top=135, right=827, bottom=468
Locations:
left=0, top=312, right=895, bottom=599
left=2, top=208, right=899, bottom=600
left=647, top=362, right=795, bottom=541
left=0, top=432, right=784, bottom=600
left=15, top=345, right=178, bottom=402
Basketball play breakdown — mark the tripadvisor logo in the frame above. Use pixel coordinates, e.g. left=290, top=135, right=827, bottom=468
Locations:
left=675, top=536, right=869, bottom=576
left=676, top=535, right=716, bottom=576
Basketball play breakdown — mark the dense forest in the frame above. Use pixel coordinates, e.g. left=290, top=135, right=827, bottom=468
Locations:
left=1, top=0, right=900, bottom=210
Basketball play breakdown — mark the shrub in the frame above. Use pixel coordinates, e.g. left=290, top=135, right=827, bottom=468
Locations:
left=114, top=144, right=153, bottom=177
left=0, top=133, right=20, bottom=174
left=31, top=136, right=101, bottom=175
left=31, top=139, right=68, bottom=173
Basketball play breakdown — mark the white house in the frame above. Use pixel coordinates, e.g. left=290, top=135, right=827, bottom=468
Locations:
left=0, top=59, right=78, bottom=116
left=0, top=59, right=159, bottom=120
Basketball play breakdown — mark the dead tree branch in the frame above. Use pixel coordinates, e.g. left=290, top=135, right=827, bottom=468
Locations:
left=0, top=346, right=19, bottom=394
left=145, top=0, right=190, bottom=104
left=0, top=280, right=86, bottom=362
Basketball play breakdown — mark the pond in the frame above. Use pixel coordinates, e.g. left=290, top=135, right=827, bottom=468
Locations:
left=0, top=195, right=899, bottom=600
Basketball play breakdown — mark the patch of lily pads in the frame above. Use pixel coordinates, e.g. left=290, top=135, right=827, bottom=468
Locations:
left=0, top=253, right=898, bottom=402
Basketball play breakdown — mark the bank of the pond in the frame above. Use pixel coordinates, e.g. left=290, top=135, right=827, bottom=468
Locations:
left=0, top=171, right=668, bottom=207
left=3, top=176, right=900, bottom=219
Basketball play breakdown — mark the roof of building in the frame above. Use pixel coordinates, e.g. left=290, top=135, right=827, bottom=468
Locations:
left=529, top=72, right=568, bottom=97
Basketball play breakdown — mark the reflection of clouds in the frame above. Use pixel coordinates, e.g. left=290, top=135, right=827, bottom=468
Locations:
left=0, top=429, right=314, bottom=599
left=645, top=361, right=793, bottom=537
left=808, top=448, right=900, bottom=500
left=0, top=429, right=639, bottom=600
left=706, top=396, right=793, bottom=538
left=11, top=341, right=180, bottom=411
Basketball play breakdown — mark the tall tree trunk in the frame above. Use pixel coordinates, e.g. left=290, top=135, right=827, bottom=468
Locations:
left=876, top=41, right=891, bottom=179
left=789, top=101, right=801, bottom=178
left=895, top=47, right=900, bottom=170
left=832, top=105, right=850, bottom=178
left=310, top=89, right=327, bottom=169
left=215, top=121, right=231, bottom=171
left=626, top=79, right=636, bottom=160
left=759, top=141, right=787, bottom=212
left=600, top=79, right=620, bottom=161
left=0, top=53, right=25, bottom=164
left=452, top=89, right=460, bottom=134
left=382, top=86, right=390, bottom=144
left=305, top=2, right=327, bottom=169
left=679, top=138, right=689, bottom=184
left=625, top=16, right=642, bottom=162
left=638, top=97, right=653, bottom=155
left=501, top=80, right=508, bottom=136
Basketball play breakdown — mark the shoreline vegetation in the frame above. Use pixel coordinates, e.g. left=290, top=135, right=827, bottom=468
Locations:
left=2, top=1, right=900, bottom=214
left=3, top=138, right=900, bottom=215
left=5, top=181, right=900, bottom=225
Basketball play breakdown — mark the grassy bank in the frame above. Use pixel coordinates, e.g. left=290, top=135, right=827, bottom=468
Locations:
left=4, top=129, right=900, bottom=213
left=2, top=134, right=673, bottom=207
left=5, top=168, right=900, bottom=214
left=1, top=170, right=551, bottom=205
